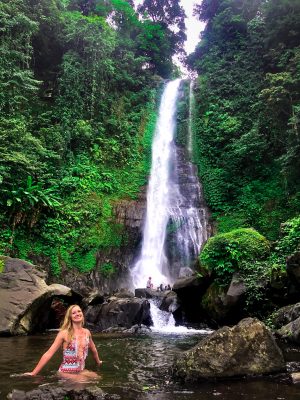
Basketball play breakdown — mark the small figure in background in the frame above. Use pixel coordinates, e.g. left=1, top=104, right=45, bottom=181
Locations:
left=159, top=283, right=164, bottom=292
left=146, top=277, right=153, bottom=289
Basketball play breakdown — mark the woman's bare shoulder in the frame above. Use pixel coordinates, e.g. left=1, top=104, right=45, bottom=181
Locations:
left=58, top=329, right=68, bottom=340
left=84, top=328, right=91, bottom=336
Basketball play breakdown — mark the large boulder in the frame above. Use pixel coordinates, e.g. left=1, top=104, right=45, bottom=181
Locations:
left=85, top=296, right=152, bottom=331
left=172, top=318, right=285, bottom=382
left=0, top=257, right=73, bottom=335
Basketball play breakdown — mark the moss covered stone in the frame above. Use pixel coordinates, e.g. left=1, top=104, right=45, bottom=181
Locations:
left=200, top=228, right=270, bottom=281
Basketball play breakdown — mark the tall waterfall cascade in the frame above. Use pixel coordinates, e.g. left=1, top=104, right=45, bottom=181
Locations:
left=187, top=80, right=194, bottom=156
left=130, top=79, right=209, bottom=290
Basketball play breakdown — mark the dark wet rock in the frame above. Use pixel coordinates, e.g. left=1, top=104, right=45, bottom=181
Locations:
left=172, top=274, right=211, bottom=323
left=172, top=318, right=285, bottom=382
left=102, top=324, right=151, bottom=334
left=224, top=273, right=246, bottom=307
left=159, top=291, right=180, bottom=313
left=286, top=252, right=300, bottom=303
left=85, top=297, right=152, bottom=331
left=8, top=385, right=118, bottom=400
left=277, top=316, right=300, bottom=344
left=287, top=252, right=300, bottom=285
left=82, top=291, right=105, bottom=308
left=269, top=303, right=300, bottom=330
left=0, top=257, right=73, bottom=336
left=172, top=274, right=207, bottom=292
left=113, top=289, right=135, bottom=299
left=135, top=288, right=166, bottom=299
left=124, top=324, right=151, bottom=334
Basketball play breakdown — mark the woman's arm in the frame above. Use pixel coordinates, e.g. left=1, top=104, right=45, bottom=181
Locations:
left=88, top=330, right=102, bottom=366
left=24, top=330, right=65, bottom=376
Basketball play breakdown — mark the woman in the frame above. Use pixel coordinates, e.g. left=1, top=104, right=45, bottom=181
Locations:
left=24, top=304, right=102, bottom=379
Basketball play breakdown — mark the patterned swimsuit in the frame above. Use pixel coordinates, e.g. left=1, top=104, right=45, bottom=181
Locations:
left=59, top=334, right=89, bottom=373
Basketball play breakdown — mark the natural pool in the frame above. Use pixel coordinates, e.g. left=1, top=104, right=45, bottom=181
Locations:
left=2, top=331, right=300, bottom=399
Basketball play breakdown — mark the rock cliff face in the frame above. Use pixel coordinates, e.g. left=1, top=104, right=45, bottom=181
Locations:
left=165, top=145, right=212, bottom=280
left=45, top=189, right=147, bottom=294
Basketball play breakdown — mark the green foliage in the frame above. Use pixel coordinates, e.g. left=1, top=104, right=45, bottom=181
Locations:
left=99, top=262, right=116, bottom=278
left=215, top=212, right=249, bottom=233
left=274, top=216, right=300, bottom=260
left=200, top=228, right=270, bottom=282
left=189, top=0, right=300, bottom=240
left=0, top=0, right=165, bottom=276
left=175, top=81, right=189, bottom=147
left=240, top=260, right=278, bottom=318
left=72, top=250, right=96, bottom=273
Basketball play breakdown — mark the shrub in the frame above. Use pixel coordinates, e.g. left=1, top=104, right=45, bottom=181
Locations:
left=200, top=228, right=270, bottom=282
left=99, top=262, right=115, bottom=278
left=275, top=215, right=300, bottom=257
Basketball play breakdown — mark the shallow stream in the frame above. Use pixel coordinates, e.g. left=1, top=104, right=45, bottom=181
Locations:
left=2, top=331, right=300, bottom=399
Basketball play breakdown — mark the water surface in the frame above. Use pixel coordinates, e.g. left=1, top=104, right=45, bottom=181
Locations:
left=1, top=332, right=300, bottom=399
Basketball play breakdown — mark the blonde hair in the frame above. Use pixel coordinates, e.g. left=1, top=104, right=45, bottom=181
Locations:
left=60, top=304, right=84, bottom=342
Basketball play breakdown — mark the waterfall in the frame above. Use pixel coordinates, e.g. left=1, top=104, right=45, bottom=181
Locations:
left=130, top=79, right=209, bottom=291
left=187, top=80, right=194, bottom=156
left=131, top=79, right=181, bottom=289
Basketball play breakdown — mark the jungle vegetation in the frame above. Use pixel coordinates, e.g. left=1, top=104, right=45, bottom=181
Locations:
left=0, top=0, right=186, bottom=274
left=186, top=0, right=300, bottom=317
left=0, top=0, right=299, bottom=281
left=188, top=0, right=300, bottom=241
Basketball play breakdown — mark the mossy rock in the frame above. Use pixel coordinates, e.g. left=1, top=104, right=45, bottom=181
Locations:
left=199, top=228, right=270, bottom=280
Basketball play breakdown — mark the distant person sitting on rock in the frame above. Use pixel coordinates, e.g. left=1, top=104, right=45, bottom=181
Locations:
left=23, top=305, right=102, bottom=380
left=159, top=283, right=164, bottom=291
left=146, top=277, right=153, bottom=289
left=166, top=284, right=171, bottom=290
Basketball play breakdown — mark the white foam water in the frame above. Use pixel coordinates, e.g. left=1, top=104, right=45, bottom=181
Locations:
left=149, top=301, right=213, bottom=335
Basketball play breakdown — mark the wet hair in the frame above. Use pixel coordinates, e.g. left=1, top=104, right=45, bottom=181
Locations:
left=60, top=304, right=84, bottom=342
